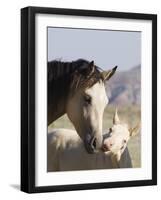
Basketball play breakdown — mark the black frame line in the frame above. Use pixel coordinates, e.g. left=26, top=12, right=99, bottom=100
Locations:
left=21, top=6, right=157, bottom=193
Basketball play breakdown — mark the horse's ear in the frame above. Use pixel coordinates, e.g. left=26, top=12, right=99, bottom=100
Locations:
left=89, top=60, right=94, bottom=67
left=102, top=66, right=117, bottom=81
left=84, top=60, right=95, bottom=77
left=129, top=123, right=141, bottom=137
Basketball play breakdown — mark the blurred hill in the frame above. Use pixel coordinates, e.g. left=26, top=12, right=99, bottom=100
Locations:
left=106, top=65, right=141, bottom=106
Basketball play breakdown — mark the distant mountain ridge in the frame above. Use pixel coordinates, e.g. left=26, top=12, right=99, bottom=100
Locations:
left=106, top=65, right=141, bottom=106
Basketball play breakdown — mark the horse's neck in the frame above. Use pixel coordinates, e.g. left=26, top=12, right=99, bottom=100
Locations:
left=48, top=61, right=75, bottom=125
left=48, top=101, right=66, bottom=125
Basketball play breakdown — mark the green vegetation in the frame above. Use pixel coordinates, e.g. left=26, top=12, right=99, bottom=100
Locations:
left=49, top=105, right=141, bottom=168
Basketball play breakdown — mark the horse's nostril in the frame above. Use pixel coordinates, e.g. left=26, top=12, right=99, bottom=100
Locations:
left=91, top=138, right=97, bottom=149
left=84, top=137, right=96, bottom=154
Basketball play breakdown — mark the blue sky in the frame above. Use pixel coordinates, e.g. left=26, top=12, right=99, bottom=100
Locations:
left=48, top=27, right=141, bottom=71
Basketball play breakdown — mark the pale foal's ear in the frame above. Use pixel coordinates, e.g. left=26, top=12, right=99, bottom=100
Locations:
left=113, top=108, right=120, bottom=125
left=129, top=123, right=141, bottom=137
left=101, top=66, right=117, bottom=81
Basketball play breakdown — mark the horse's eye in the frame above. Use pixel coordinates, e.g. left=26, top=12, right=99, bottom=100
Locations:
left=123, top=139, right=127, bottom=143
left=84, top=95, right=91, bottom=104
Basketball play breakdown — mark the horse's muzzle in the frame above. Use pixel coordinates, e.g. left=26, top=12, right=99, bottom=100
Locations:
left=84, top=135, right=100, bottom=154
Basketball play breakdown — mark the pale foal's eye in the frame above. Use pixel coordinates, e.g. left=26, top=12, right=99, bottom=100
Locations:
left=123, top=139, right=127, bottom=143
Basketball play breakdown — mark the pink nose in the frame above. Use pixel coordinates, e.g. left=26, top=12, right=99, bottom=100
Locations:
left=104, top=139, right=114, bottom=149
left=102, top=139, right=114, bottom=152
left=107, top=141, right=113, bottom=148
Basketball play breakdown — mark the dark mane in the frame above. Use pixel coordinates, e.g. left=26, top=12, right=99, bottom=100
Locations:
left=48, top=59, right=103, bottom=97
left=48, top=59, right=91, bottom=83
left=47, top=59, right=103, bottom=124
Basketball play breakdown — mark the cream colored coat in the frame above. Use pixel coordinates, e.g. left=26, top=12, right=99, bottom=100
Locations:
left=47, top=129, right=132, bottom=172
